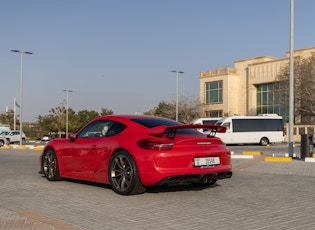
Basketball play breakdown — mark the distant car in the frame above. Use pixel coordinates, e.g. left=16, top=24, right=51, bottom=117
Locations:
left=39, top=115, right=232, bottom=195
left=41, top=135, right=52, bottom=142
left=3, top=131, right=26, bottom=144
left=0, top=131, right=9, bottom=136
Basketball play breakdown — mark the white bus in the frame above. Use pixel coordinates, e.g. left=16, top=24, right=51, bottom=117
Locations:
left=212, top=115, right=284, bottom=146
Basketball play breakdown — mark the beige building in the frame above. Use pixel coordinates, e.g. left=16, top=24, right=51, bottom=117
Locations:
left=199, top=46, right=315, bottom=122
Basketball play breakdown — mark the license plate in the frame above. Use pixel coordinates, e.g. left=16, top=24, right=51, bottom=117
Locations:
left=194, top=157, right=220, bottom=167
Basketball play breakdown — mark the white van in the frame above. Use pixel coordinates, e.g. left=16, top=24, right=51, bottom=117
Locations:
left=191, top=118, right=221, bottom=133
left=213, top=115, right=284, bottom=146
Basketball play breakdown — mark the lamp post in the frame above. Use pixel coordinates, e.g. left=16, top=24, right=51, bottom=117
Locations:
left=13, top=98, right=17, bottom=130
left=288, top=0, right=294, bottom=158
left=63, top=89, right=73, bottom=137
left=11, top=50, right=33, bottom=146
left=170, top=70, right=184, bottom=121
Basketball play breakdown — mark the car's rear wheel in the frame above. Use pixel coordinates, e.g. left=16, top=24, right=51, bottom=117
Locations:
left=108, top=150, right=146, bottom=195
left=42, top=148, right=61, bottom=181
left=0, top=140, right=4, bottom=146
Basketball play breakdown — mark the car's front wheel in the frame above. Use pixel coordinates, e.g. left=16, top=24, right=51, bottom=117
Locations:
left=42, top=148, right=61, bottom=181
left=0, top=139, right=4, bottom=146
left=108, top=150, right=146, bottom=195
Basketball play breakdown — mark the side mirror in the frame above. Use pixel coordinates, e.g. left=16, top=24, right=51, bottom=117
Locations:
left=69, top=132, right=76, bottom=142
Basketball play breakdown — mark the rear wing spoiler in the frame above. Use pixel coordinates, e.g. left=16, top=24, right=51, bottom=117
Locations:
left=148, top=124, right=226, bottom=136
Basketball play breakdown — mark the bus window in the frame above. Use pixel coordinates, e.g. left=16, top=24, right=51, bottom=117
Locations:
left=222, top=122, right=230, bottom=131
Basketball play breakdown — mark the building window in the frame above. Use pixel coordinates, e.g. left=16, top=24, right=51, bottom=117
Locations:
left=205, top=110, right=223, bottom=118
left=256, top=83, right=288, bottom=122
left=205, top=81, right=222, bottom=104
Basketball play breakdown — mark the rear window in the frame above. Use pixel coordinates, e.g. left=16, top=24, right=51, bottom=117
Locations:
left=131, top=117, right=203, bottom=135
left=131, top=117, right=181, bottom=128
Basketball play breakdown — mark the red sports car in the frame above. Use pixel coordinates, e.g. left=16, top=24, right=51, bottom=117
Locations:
left=39, top=115, right=232, bottom=195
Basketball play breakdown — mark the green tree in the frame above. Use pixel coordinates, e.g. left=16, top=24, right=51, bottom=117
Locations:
left=0, top=109, right=16, bottom=129
left=37, top=105, right=66, bottom=137
left=37, top=106, right=115, bottom=137
left=100, top=108, right=114, bottom=116
left=145, top=101, right=174, bottom=118
left=75, top=110, right=100, bottom=131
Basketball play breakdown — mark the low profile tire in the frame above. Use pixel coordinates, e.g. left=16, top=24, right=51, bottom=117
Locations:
left=108, top=150, right=146, bottom=195
left=42, top=148, right=61, bottom=181
left=260, top=137, right=269, bottom=146
left=0, top=140, right=4, bottom=146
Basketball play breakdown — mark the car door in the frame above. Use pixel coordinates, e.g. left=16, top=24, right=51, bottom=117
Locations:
left=61, top=120, right=113, bottom=177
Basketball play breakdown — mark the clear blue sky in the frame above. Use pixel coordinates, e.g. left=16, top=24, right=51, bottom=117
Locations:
left=1, top=0, right=314, bottom=122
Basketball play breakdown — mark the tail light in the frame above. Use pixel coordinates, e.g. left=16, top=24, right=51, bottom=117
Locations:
left=137, top=139, right=174, bottom=150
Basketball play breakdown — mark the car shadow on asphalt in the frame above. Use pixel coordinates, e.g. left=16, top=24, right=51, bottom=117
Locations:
left=146, top=183, right=220, bottom=194
left=62, top=178, right=113, bottom=190
left=42, top=176, right=220, bottom=194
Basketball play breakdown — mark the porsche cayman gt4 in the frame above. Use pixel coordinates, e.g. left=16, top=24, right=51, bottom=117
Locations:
left=39, top=115, right=232, bottom=195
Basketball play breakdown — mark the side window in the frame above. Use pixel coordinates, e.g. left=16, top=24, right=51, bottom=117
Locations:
left=223, top=122, right=230, bottom=130
left=77, top=120, right=113, bottom=138
left=106, top=122, right=126, bottom=136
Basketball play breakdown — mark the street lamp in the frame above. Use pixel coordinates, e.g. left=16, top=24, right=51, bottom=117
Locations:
left=11, top=50, right=33, bottom=146
left=63, top=89, right=73, bottom=137
left=170, top=70, right=184, bottom=121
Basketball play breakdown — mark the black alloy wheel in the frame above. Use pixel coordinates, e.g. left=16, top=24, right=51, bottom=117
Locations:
left=42, top=148, right=61, bottom=181
left=108, top=150, right=146, bottom=195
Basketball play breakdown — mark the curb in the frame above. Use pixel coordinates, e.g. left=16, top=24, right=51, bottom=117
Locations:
left=264, top=156, right=293, bottom=162
left=305, top=157, right=315, bottom=162
left=231, top=151, right=315, bottom=163
left=0, top=144, right=44, bottom=151
left=242, top=151, right=262, bottom=155
left=231, top=154, right=254, bottom=159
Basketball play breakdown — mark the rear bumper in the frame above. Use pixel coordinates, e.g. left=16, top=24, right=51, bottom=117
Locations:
left=153, top=171, right=232, bottom=186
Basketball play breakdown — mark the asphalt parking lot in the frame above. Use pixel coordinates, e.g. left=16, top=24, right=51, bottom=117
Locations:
left=1, top=144, right=315, bottom=230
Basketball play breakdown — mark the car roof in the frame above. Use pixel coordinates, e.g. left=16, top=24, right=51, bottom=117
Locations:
left=82, top=115, right=177, bottom=132
left=94, top=115, right=171, bottom=122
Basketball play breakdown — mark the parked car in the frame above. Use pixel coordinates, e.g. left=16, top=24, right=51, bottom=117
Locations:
left=0, top=131, right=10, bottom=136
left=2, top=131, right=26, bottom=144
left=41, top=135, right=52, bottom=142
left=39, top=115, right=232, bottom=195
